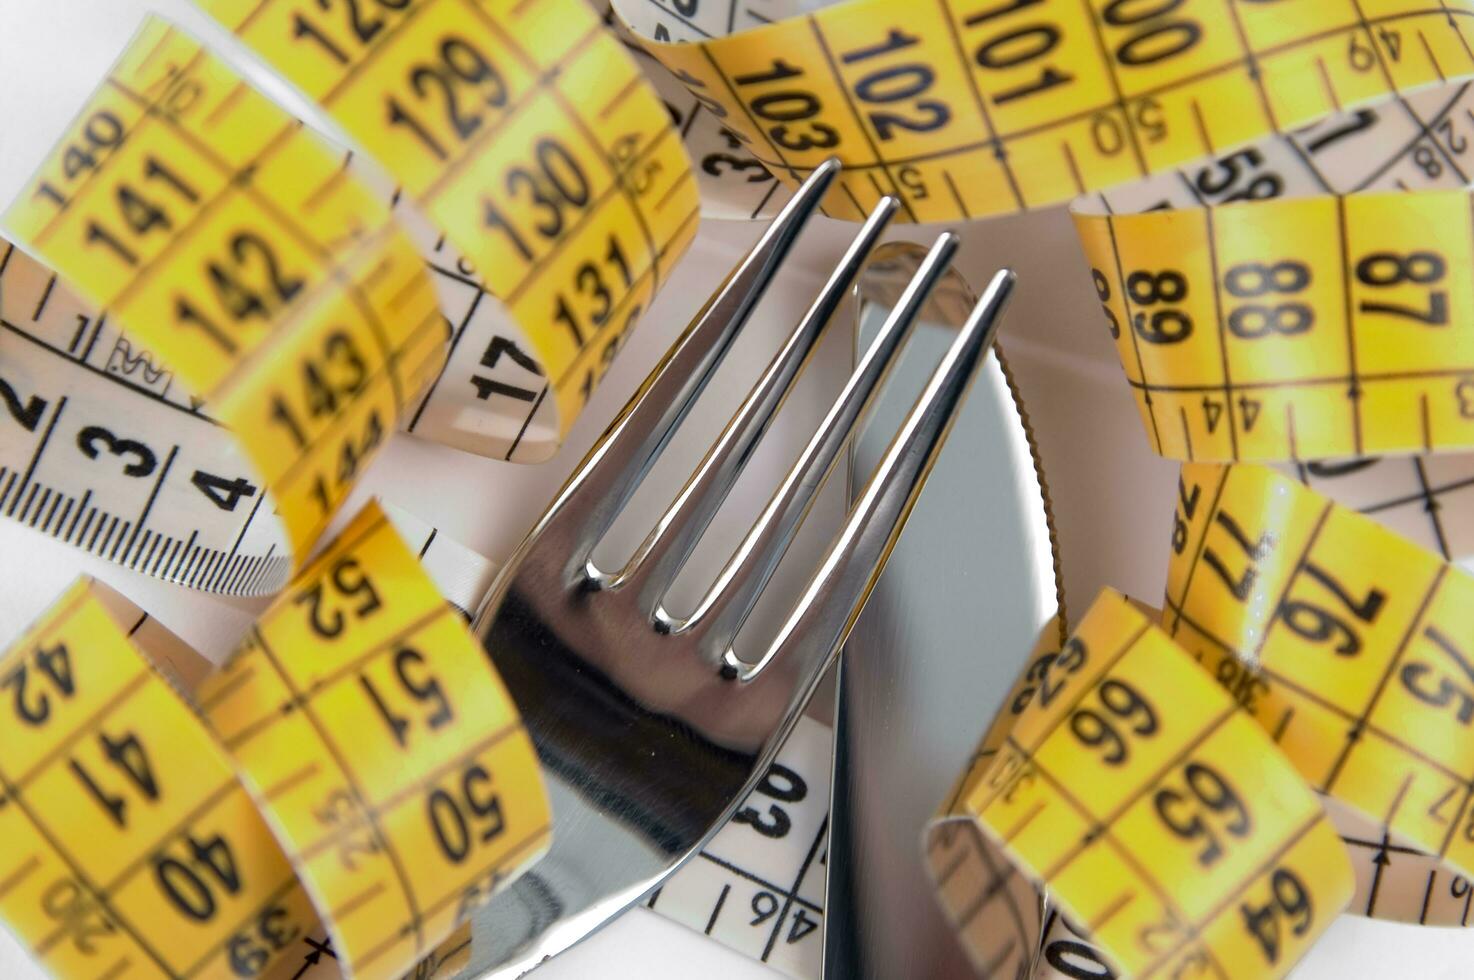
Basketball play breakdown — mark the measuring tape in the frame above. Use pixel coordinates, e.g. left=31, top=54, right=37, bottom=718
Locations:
left=1, top=20, right=447, bottom=588
left=1165, top=462, right=1474, bottom=911
left=0, top=501, right=550, bottom=980
left=192, top=504, right=831, bottom=980
left=8, top=0, right=1474, bottom=977
left=0, top=0, right=701, bottom=594
left=1073, top=85, right=1474, bottom=464
left=583, top=0, right=1474, bottom=969
left=0, top=577, right=323, bottom=980
left=613, top=0, right=1473, bottom=220
left=930, top=590, right=1353, bottom=979
left=927, top=462, right=1474, bottom=979
left=607, top=0, right=1474, bottom=463
left=194, top=0, right=700, bottom=451
left=643, top=712, right=831, bottom=980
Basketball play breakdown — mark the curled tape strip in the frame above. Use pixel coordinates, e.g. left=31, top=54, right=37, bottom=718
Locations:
left=1074, top=128, right=1474, bottom=463
left=616, top=0, right=1474, bottom=469
left=7, top=0, right=1474, bottom=977
left=0, top=502, right=549, bottom=980
left=1165, top=463, right=1474, bottom=918
left=617, top=0, right=1473, bottom=221
left=0, top=1, right=699, bottom=593
left=0, top=578, right=323, bottom=980
left=928, top=464, right=1474, bottom=979
left=928, top=590, right=1353, bottom=979
left=195, top=0, right=702, bottom=451
left=198, top=502, right=550, bottom=980
left=1, top=19, right=445, bottom=594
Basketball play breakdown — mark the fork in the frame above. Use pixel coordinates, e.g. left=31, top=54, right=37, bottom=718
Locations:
left=460, top=158, right=1017, bottom=977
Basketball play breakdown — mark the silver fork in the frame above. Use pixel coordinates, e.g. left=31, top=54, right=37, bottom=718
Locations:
left=461, top=159, right=1017, bottom=977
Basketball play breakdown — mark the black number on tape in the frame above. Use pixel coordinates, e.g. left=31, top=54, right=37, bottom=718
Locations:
left=361, top=646, right=455, bottom=747
left=201, top=226, right=305, bottom=322
left=1, top=643, right=74, bottom=727
left=1152, top=761, right=1252, bottom=867
left=34, top=110, right=126, bottom=208
left=1400, top=625, right=1474, bottom=725
left=191, top=470, right=259, bottom=512
left=1239, top=867, right=1314, bottom=965
left=484, top=138, right=592, bottom=261
left=1192, top=148, right=1283, bottom=205
left=1045, top=913, right=1117, bottom=978
left=76, top=424, right=158, bottom=478
left=1354, top=250, right=1449, bottom=326
left=1202, top=509, right=1274, bottom=601
left=733, top=762, right=808, bottom=839
left=788, top=907, right=819, bottom=944
left=579, top=303, right=641, bottom=405
left=292, top=555, right=383, bottom=639
left=428, top=762, right=505, bottom=864
left=1224, top=260, right=1312, bottom=339
left=292, top=0, right=413, bottom=64
left=1170, top=476, right=1200, bottom=555
left=0, top=375, right=48, bottom=431
left=471, top=335, right=543, bottom=404
left=702, top=151, right=772, bottom=182
left=1101, top=0, right=1202, bottom=67
left=229, top=901, right=302, bottom=978
left=1090, top=269, right=1120, bottom=340
left=552, top=234, right=633, bottom=346
left=186, top=230, right=307, bottom=339
left=314, top=410, right=384, bottom=516
left=268, top=330, right=369, bottom=449
left=387, top=35, right=509, bottom=160
left=70, top=729, right=160, bottom=828
left=85, top=157, right=200, bottom=268
left=1278, top=562, right=1385, bottom=657
left=1298, top=108, right=1376, bottom=155
left=1068, top=678, right=1159, bottom=766
left=155, top=831, right=243, bottom=922
left=1125, top=269, right=1191, bottom=344
left=1011, top=636, right=1088, bottom=713
left=840, top=30, right=952, bottom=140
left=963, top=0, right=1077, bottom=106
left=750, top=890, right=779, bottom=926
left=734, top=59, right=842, bottom=152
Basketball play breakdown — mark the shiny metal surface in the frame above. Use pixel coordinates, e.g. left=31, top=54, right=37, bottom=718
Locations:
left=453, top=163, right=1019, bottom=977
left=824, top=246, right=1062, bottom=979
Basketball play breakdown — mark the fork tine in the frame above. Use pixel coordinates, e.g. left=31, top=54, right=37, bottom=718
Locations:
left=725, top=268, right=1017, bottom=683
left=657, top=232, right=960, bottom=652
left=542, top=159, right=841, bottom=558
left=594, top=193, right=900, bottom=597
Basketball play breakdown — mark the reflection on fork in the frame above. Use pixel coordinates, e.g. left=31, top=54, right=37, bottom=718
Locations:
left=455, top=158, right=1018, bottom=977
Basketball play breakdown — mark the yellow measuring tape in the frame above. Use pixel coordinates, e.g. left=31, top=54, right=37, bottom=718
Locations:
left=196, top=0, right=701, bottom=445
left=2, top=21, right=445, bottom=579
left=1074, top=187, right=1474, bottom=462
left=6, top=0, right=1474, bottom=976
left=588, top=0, right=1474, bottom=967
left=0, top=1, right=699, bottom=594
left=928, top=462, right=1474, bottom=977
left=1165, top=463, right=1474, bottom=906
left=611, top=0, right=1474, bottom=463
left=616, top=0, right=1474, bottom=220
left=0, top=578, right=322, bottom=980
left=199, top=504, right=549, bottom=979
left=929, top=591, right=1353, bottom=979
left=0, top=501, right=548, bottom=980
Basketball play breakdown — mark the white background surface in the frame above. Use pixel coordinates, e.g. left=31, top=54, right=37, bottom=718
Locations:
left=0, top=0, right=1470, bottom=976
